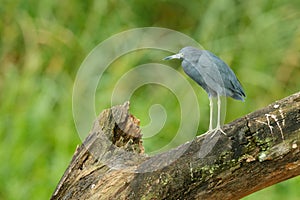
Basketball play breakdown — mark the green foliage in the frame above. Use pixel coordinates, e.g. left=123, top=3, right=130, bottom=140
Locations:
left=0, top=0, right=299, bottom=199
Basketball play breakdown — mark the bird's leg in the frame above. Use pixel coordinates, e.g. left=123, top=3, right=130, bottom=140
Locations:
left=209, top=97, right=213, bottom=131
left=216, top=94, right=226, bottom=135
left=210, top=95, right=226, bottom=137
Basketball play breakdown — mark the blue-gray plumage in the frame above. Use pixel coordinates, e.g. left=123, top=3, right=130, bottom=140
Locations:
left=164, top=46, right=246, bottom=135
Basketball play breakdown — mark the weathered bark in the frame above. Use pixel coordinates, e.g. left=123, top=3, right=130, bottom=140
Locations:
left=51, top=92, right=300, bottom=200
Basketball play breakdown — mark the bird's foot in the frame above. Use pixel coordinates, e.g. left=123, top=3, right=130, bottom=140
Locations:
left=209, top=126, right=226, bottom=138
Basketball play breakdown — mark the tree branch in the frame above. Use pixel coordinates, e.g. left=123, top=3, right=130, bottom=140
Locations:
left=51, top=92, right=300, bottom=200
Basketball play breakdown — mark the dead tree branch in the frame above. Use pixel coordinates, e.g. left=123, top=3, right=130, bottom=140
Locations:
left=51, top=92, right=300, bottom=200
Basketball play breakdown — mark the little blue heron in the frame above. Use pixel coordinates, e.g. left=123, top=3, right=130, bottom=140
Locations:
left=164, top=46, right=245, bottom=136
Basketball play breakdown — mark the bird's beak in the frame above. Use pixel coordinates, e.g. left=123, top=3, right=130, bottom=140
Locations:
left=163, top=53, right=183, bottom=60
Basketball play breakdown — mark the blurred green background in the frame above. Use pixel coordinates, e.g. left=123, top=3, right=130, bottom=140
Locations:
left=1, top=0, right=300, bottom=199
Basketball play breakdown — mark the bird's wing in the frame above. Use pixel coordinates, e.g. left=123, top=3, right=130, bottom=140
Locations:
left=192, top=51, right=225, bottom=95
left=195, top=51, right=245, bottom=98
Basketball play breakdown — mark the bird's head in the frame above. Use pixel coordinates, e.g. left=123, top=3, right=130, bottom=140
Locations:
left=163, top=46, right=201, bottom=61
